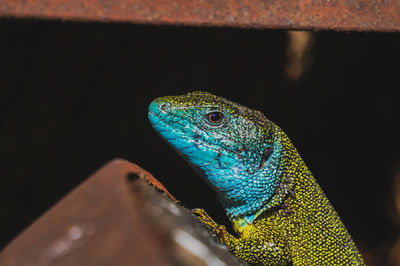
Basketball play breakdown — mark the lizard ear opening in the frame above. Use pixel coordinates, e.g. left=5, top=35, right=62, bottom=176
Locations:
left=259, top=147, right=273, bottom=169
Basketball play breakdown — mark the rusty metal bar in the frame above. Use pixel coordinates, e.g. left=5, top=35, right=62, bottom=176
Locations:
left=0, top=0, right=399, bottom=32
left=0, top=160, right=174, bottom=266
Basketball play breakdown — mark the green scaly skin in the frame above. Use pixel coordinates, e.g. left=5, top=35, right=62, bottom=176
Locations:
left=148, top=91, right=365, bottom=265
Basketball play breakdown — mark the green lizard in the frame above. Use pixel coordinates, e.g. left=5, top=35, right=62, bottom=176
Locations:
left=148, top=91, right=365, bottom=265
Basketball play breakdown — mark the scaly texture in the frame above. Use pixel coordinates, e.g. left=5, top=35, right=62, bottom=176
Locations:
left=148, top=91, right=364, bottom=265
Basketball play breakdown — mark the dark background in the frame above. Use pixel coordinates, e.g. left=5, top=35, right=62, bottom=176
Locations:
left=1, top=19, right=399, bottom=264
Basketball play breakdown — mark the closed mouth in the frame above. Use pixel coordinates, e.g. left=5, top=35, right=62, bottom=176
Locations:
left=148, top=103, right=240, bottom=163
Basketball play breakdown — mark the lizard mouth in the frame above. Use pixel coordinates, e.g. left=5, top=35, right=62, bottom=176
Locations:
left=149, top=107, right=238, bottom=156
left=148, top=109, right=190, bottom=144
left=148, top=99, right=247, bottom=172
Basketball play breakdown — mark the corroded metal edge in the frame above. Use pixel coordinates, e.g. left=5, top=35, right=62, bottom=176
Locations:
left=0, top=0, right=399, bottom=32
left=0, top=159, right=174, bottom=266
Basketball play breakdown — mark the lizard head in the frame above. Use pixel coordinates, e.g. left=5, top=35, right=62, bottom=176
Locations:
left=148, top=91, right=293, bottom=225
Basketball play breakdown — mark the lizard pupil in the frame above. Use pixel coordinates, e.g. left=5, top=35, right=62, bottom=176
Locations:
left=206, top=112, right=224, bottom=125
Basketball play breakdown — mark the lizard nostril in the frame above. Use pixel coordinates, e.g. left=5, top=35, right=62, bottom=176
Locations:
left=160, top=103, right=171, bottom=113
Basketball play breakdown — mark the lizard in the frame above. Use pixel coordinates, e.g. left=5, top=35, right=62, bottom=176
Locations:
left=148, top=91, right=365, bottom=265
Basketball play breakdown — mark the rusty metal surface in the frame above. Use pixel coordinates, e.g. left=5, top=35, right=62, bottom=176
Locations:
left=0, top=159, right=173, bottom=266
left=0, top=159, right=243, bottom=266
left=0, top=0, right=399, bottom=32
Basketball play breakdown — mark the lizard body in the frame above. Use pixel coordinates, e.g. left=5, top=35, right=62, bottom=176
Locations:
left=148, top=91, right=364, bottom=265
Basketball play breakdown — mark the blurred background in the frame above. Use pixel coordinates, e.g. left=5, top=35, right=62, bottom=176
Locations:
left=0, top=18, right=399, bottom=264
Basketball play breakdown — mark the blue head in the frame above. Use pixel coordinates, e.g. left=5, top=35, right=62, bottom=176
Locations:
left=148, top=92, right=293, bottom=225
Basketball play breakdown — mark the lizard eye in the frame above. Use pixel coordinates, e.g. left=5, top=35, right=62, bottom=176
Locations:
left=205, top=112, right=225, bottom=126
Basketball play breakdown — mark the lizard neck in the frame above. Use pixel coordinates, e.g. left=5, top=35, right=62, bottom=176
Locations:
left=230, top=128, right=302, bottom=232
left=198, top=126, right=300, bottom=230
